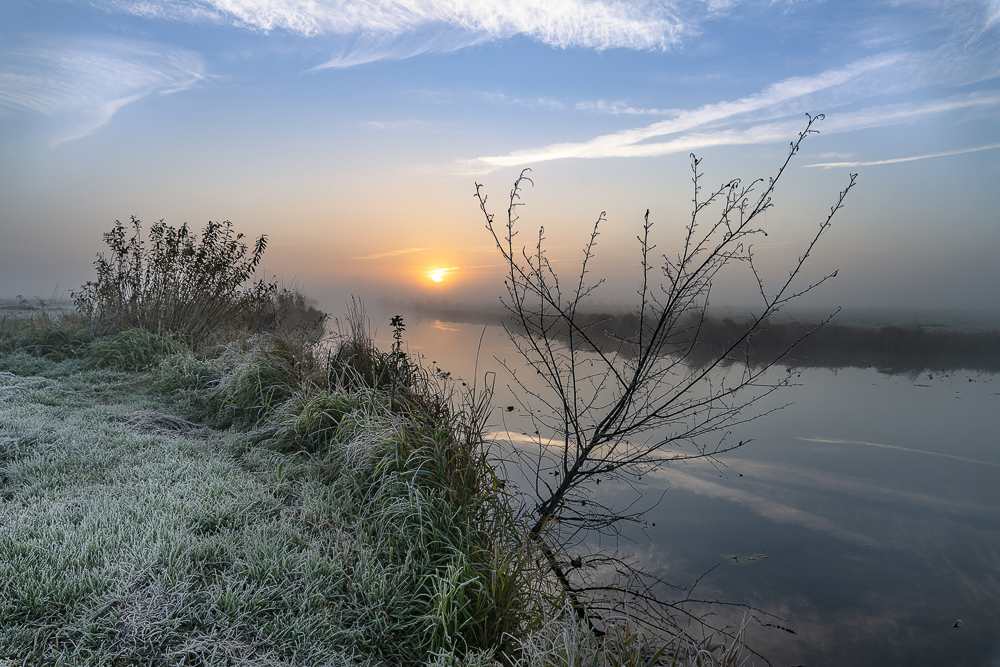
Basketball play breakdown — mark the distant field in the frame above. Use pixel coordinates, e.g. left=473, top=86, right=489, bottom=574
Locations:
left=0, top=299, right=74, bottom=319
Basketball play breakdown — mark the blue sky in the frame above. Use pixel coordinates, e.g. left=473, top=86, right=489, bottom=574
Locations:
left=2, top=0, right=999, bottom=312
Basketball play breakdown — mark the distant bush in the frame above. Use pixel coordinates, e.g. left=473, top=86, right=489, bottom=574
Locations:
left=670, top=315, right=1000, bottom=373
left=72, top=217, right=278, bottom=347
left=269, top=288, right=327, bottom=343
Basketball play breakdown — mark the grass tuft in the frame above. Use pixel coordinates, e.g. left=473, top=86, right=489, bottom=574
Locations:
left=85, top=327, right=184, bottom=371
left=0, top=313, right=94, bottom=360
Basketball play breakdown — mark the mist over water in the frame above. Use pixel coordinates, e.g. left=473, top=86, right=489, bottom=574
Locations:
left=380, top=300, right=1000, bottom=374
left=386, top=311, right=1000, bottom=667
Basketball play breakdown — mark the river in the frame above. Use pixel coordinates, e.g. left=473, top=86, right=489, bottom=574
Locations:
left=372, top=312, right=1000, bottom=666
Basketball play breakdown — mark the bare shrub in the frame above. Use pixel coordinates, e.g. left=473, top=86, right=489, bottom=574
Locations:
left=475, top=115, right=857, bottom=638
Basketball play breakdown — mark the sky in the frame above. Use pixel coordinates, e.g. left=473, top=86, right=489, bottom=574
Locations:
left=2, top=0, right=999, bottom=315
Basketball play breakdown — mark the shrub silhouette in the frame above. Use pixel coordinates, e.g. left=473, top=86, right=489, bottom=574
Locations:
left=73, top=216, right=277, bottom=347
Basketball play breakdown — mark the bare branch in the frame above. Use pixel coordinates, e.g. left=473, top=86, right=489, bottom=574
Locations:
left=476, top=116, right=855, bottom=641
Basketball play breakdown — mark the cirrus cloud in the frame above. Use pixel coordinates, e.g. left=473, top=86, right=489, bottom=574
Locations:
left=0, top=37, right=205, bottom=147
left=102, top=0, right=689, bottom=51
left=449, top=53, right=1000, bottom=174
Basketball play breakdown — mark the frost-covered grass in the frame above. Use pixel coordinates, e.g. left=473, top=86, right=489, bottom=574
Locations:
left=1, top=365, right=342, bottom=664
left=0, top=336, right=535, bottom=666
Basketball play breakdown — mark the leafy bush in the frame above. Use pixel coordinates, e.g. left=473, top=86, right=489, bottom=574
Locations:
left=72, top=217, right=278, bottom=347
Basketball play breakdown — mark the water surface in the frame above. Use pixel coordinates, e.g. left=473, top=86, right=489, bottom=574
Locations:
left=387, top=317, right=1000, bottom=666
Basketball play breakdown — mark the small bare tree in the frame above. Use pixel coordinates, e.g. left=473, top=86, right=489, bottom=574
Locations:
left=474, top=115, right=857, bottom=638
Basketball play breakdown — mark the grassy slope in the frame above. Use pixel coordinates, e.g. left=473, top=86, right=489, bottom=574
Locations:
left=0, top=348, right=519, bottom=666
left=0, top=333, right=752, bottom=667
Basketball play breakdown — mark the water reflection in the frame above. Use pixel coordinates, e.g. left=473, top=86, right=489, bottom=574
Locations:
left=389, top=317, right=1000, bottom=667
left=389, top=302, right=1000, bottom=374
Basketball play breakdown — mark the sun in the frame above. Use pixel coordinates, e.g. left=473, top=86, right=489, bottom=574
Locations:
left=427, top=267, right=455, bottom=283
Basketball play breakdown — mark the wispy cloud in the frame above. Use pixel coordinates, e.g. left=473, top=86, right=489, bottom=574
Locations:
left=102, top=0, right=688, bottom=53
left=805, top=142, right=1000, bottom=168
left=483, top=92, right=565, bottom=110
left=0, top=37, right=205, bottom=146
left=453, top=57, right=1000, bottom=173
left=575, top=100, right=674, bottom=115
left=315, top=26, right=490, bottom=69
left=463, top=118, right=799, bottom=169
left=455, top=55, right=901, bottom=169
left=350, top=247, right=429, bottom=260
left=361, top=119, right=428, bottom=130
left=990, top=0, right=1000, bottom=27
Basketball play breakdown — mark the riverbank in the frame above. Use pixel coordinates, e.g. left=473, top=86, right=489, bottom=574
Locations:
left=0, top=318, right=540, bottom=665
left=0, top=314, right=760, bottom=666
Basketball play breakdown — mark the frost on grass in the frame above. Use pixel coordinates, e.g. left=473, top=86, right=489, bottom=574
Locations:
left=0, top=385, right=20, bottom=401
left=117, top=410, right=206, bottom=437
left=0, top=372, right=62, bottom=402
left=0, top=352, right=511, bottom=665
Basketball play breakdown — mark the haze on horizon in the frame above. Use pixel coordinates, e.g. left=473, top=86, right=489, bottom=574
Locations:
left=2, top=0, right=999, bottom=317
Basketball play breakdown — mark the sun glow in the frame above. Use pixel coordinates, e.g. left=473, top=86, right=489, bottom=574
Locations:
left=427, top=267, right=455, bottom=283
